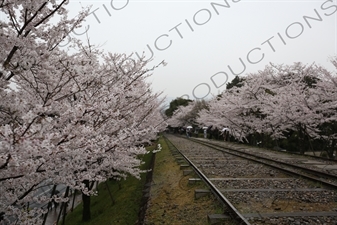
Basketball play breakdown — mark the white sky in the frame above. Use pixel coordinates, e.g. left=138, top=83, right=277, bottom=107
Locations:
left=7, top=1, right=337, bottom=103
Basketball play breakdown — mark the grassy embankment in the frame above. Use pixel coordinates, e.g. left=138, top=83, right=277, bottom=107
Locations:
left=62, top=138, right=163, bottom=225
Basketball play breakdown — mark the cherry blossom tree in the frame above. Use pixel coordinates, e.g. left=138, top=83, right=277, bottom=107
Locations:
left=314, top=60, right=337, bottom=157
left=167, top=103, right=193, bottom=128
left=0, top=0, right=89, bottom=81
left=197, top=78, right=263, bottom=142
left=0, top=1, right=90, bottom=223
left=197, top=61, right=337, bottom=157
left=255, top=63, right=324, bottom=152
left=0, top=47, right=166, bottom=224
left=0, top=1, right=166, bottom=224
left=167, top=100, right=207, bottom=128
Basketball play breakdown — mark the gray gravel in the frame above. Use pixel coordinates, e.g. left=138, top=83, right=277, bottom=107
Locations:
left=165, top=134, right=337, bottom=225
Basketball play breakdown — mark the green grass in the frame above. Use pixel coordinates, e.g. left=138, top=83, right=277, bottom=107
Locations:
left=61, top=143, right=157, bottom=225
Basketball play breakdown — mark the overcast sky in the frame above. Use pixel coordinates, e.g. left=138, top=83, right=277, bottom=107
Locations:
left=20, top=1, right=337, bottom=102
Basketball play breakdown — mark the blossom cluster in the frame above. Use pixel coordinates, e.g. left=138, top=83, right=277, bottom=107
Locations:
left=169, top=61, right=337, bottom=157
left=0, top=1, right=166, bottom=224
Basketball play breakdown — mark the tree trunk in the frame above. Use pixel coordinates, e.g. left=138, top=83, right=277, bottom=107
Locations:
left=61, top=187, right=70, bottom=225
left=71, top=190, right=77, bottom=212
left=42, top=185, right=57, bottom=225
left=82, top=180, right=91, bottom=222
left=298, top=124, right=305, bottom=155
left=105, top=181, right=115, bottom=205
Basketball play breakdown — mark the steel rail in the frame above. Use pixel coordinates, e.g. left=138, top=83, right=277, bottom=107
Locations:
left=189, top=138, right=337, bottom=189
left=163, top=135, right=251, bottom=225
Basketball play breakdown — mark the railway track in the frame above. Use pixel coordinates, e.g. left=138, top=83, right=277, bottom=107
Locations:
left=164, top=134, right=337, bottom=225
left=191, top=137, right=337, bottom=189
